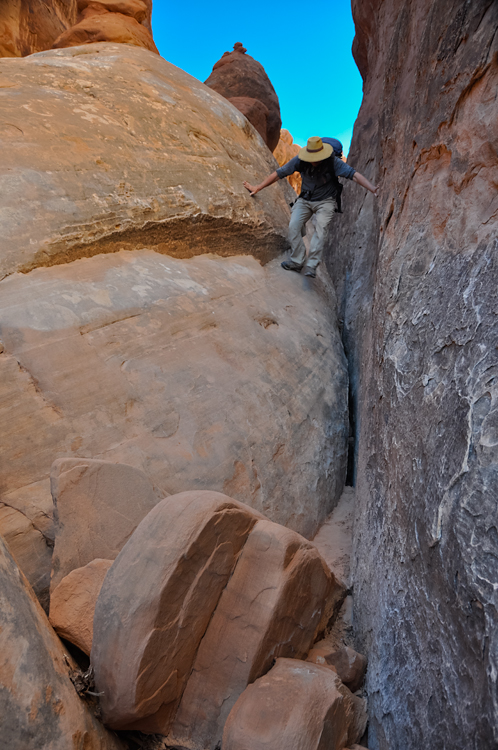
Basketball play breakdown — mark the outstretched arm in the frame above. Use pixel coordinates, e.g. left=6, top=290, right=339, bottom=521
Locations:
left=243, top=171, right=279, bottom=197
left=353, top=171, right=379, bottom=197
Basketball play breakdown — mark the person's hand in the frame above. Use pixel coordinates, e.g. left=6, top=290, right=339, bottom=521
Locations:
left=373, top=186, right=380, bottom=198
left=243, top=181, right=259, bottom=196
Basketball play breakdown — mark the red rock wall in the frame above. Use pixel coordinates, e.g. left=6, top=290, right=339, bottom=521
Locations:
left=325, top=1, right=498, bottom=748
left=0, top=0, right=77, bottom=57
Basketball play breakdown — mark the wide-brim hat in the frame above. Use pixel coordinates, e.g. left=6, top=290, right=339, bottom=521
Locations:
left=298, top=136, right=333, bottom=162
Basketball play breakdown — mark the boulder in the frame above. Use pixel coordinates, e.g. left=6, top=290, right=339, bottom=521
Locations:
left=306, top=642, right=367, bottom=692
left=167, top=519, right=337, bottom=750
left=273, top=129, right=302, bottom=195
left=205, top=42, right=282, bottom=151
left=326, top=0, right=498, bottom=746
left=49, top=558, right=113, bottom=655
left=222, top=658, right=367, bottom=750
left=50, top=458, right=160, bottom=591
left=0, top=0, right=77, bottom=57
left=0, top=44, right=294, bottom=278
left=91, top=491, right=261, bottom=731
left=0, top=250, right=348, bottom=543
left=0, top=534, right=124, bottom=750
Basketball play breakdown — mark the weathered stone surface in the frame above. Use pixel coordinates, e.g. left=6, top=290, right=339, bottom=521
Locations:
left=273, top=129, right=302, bottom=195
left=52, top=4, right=158, bottom=53
left=0, top=478, right=53, bottom=609
left=50, top=457, right=159, bottom=591
left=306, top=642, right=367, bottom=693
left=0, top=251, right=348, bottom=541
left=91, top=491, right=261, bottom=732
left=326, top=1, right=498, bottom=747
left=0, top=43, right=294, bottom=278
left=0, top=535, right=123, bottom=750
left=222, top=658, right=367, bottom=750
left=205, top=42, right=282, bottom=152
left=0, top=0, right=77, bottom=57
left=49, top=558, right=112, bottom=655
left=167, top=519, right=336, bottom=750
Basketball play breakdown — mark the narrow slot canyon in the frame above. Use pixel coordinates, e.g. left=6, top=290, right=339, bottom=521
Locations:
left=0, top=2, right=497, bottom=750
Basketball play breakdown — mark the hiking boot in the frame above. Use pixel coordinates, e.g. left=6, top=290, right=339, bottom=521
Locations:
left=281, top=260, right=303, bottom=273
left=304, top=267, right=317, bottom=278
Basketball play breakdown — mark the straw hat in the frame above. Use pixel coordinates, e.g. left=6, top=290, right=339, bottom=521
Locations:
left=298, top=136, right=333, bottom=162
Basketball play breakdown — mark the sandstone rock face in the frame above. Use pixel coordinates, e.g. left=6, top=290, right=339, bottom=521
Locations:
left=167, top=519, right=335, bottom=750
left=0, top=44, right=294, bottom=278
left=0, top=250, right=348, bottom=558
left=50, top=458, right=159, bottom=591
left=52, top=1, right=158, bottom=53
left=0, top=535, right=123, bottom=750
left=326, top=1, right=498, bottom=747
left=273, top=129, right=302, bottom=195
left=205, top=42, right=282, bottom=152
left=91, top=491, right=261, bottom=731
left=49, top=558, right=112, bottom=655
left=0, top=0, right=77, bottom=57
left=222, top=658, right=367, bottom=750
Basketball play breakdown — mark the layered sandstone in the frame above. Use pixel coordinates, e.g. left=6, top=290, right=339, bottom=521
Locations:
left=0, top=0, right=77, bottom=57
left=167, top=519, right=336, bottom=750
left=0, top=536, right=123, bottom=750
left=205, top=42, right=282, bottom=152
left=52, top=0, right=157, bottom=53
left=326, top=1, right=498, bottom=747
left=222, top=658, right=367, bottom=750
left=91, top=491, right=260, bottom=731
left=0, top=44, right=294, bottom=278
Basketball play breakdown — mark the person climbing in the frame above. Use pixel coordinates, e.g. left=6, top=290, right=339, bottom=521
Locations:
left=243, top=136, right=379, bottom=278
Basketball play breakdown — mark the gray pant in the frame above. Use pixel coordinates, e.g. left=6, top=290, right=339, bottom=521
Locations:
left=288, top=197, right=337, bottom=269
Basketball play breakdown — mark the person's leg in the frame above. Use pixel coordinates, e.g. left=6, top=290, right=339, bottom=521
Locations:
left=305, top=199, right=337, bottom=270
left=286, top=199, right=312, bottom=267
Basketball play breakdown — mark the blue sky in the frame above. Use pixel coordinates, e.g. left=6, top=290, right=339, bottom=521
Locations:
left=151, top=0, right=363, bottom=155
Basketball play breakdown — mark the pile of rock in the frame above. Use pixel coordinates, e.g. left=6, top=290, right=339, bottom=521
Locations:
left=21, top=456, right=369, bottom=749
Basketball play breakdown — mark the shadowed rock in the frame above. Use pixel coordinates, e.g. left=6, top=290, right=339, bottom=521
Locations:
left=222, top=658, right=367, bottom=750
left=0, top=0, right=77, bottom=57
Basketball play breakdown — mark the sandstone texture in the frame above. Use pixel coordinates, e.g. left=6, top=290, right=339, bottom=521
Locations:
left=167, top=519, right=335, bottom=750
left=273, top=129, right=302, bottom=195
left=205, top=42, right=282, bottom=152
left=0, top=0, right=77, bottom=57
left=0, top=535, right=123, bottom=750
left=306, top=642, right=367, bottom=693
left=0, top=250, right=348, bottom=570
left=222, top=658, right=367, bottom=750
left=50, top=457, right=159, bottom=591
left=91, top=491, right=260, bottom=731
left=326, top=1, right=498, bottom=747
left=49, top=558, right=112, bottom=655
left=52, top=0, right=158, bottom=53
left=0, top=44, right=294, bottom=278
